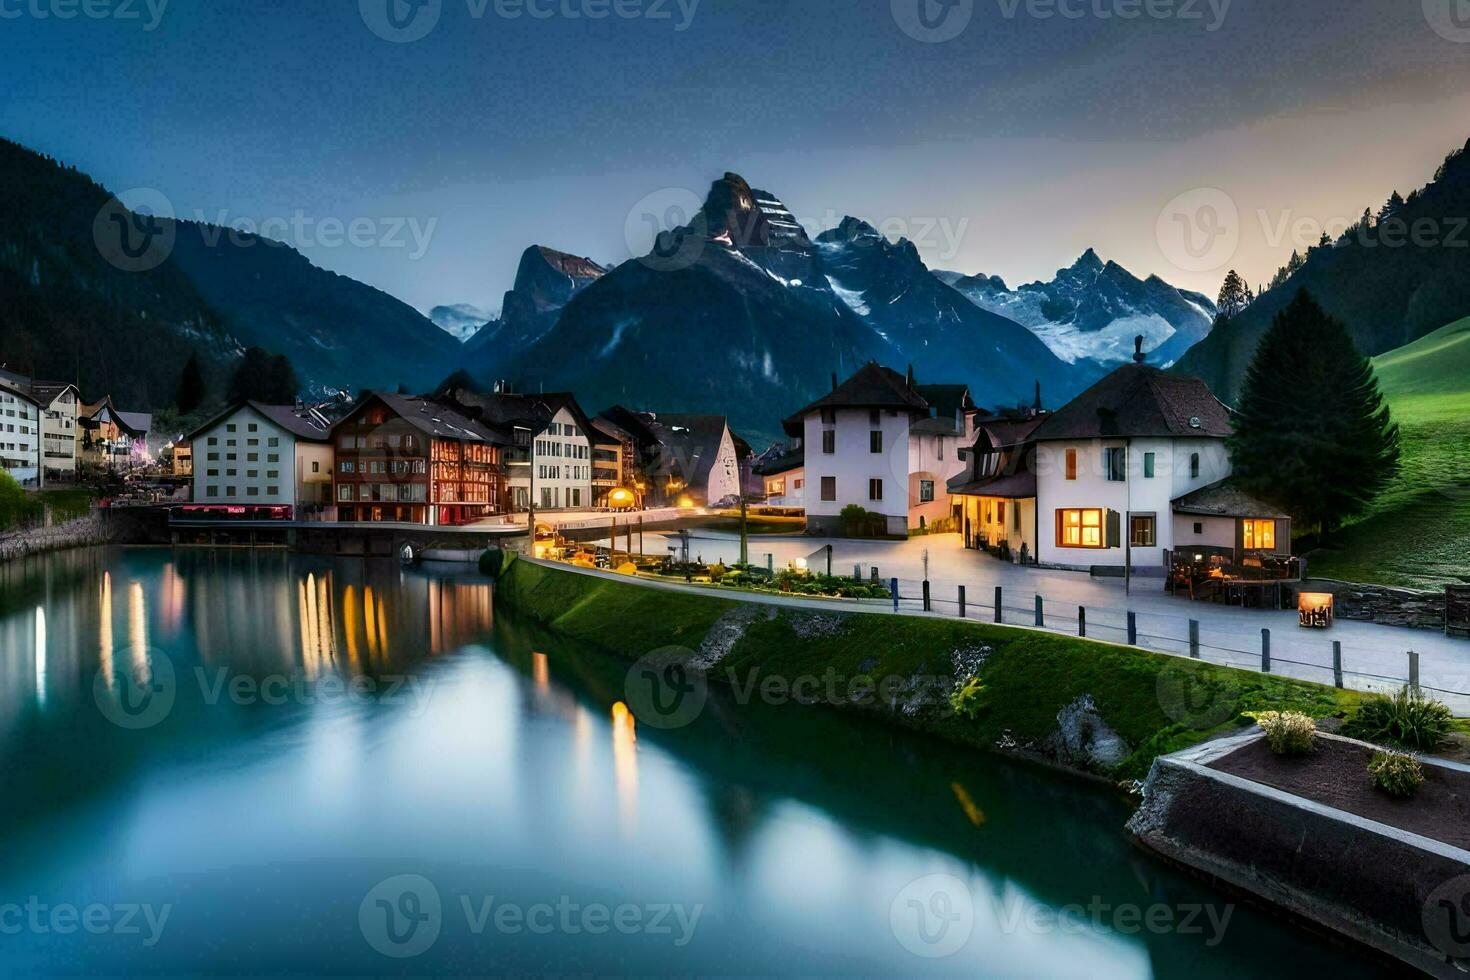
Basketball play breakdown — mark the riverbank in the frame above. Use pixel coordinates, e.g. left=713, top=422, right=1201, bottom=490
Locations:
left=492, top=557, right=1365, bottom=782
left=0, top=514, right=110, bottom=563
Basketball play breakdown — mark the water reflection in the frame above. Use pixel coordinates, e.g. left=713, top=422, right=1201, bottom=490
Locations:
left=0, top=549, right=1398, bottom=978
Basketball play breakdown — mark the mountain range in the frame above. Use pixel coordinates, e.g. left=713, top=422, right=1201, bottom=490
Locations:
left=936, top=250, right=1218, bottom=368
left=429, top=303, right=493, bottom=342
left=0, top=137, right=462, bottom=409
left=463, top=174, right=1079, bottom=440
left=1177, top=137, right=1470, bottom=402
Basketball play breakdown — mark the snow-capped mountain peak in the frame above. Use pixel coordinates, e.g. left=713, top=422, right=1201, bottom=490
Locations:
left=941, top=251, right=1216, bottom=367
left=429, top=303, right=493, bottom=343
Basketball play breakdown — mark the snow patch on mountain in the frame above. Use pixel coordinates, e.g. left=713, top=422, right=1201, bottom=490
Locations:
left=826, top=275, right=870, bottom=316
left=429, top=303, right=493, bottom=343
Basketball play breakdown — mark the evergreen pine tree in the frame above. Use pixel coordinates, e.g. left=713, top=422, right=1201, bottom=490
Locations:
left=1227, top=291, right=1400, bottom=538
left=1217, top=270, right=1250, bottom=317
left=174, top=351, right=205, bottom=414
left=227, top=347, right=299, bottom=404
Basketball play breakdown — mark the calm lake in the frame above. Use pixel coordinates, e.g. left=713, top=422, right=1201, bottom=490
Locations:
left=0, top=548, right=1393, bottom=976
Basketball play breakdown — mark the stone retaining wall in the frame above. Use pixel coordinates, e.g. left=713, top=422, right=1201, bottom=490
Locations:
left=1296, top=579, right=1448, bottom=632
left=1128, top=731, right=1470, bottom=978
left=0, top=515, right=110, bottom=563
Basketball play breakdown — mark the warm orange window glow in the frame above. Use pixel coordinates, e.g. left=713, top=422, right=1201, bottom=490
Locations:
left=1058, top=508, right=1104, bottom=548
left=1065, top=449, right=1078, bottom=481
left=1244, top=519, right=1276, bottom=551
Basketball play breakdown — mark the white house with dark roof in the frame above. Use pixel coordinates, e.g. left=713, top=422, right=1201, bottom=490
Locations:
left=0, top=381, right=42, bottom=487
left=187, top=402, right=334, bottom=511
left=780, top=363, right=971, bottom=536
left=950, top=343, right=1291, bottom=572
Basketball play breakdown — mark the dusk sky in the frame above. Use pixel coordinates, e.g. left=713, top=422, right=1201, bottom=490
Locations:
left=5, top=0, right=1470, bottom=314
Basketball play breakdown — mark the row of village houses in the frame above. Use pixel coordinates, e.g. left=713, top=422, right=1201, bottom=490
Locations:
left=0, top=368, right=152, bottom=485
left=1, top=348, right=1292, bottom=573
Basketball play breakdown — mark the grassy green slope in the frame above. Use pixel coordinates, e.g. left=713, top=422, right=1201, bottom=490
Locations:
left=1307, top=317, right=1470, bottom=588
left=497, top=559, right=1362, bottom=780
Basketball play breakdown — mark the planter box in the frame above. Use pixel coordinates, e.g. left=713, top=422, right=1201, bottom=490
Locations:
left=1128, top=731, right=1470, bottom=978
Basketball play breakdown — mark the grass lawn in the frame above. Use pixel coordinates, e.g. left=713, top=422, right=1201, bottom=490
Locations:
left=497, top=558, right=1364, bottom=780
left=1306, top=317, right=1470, bottom=589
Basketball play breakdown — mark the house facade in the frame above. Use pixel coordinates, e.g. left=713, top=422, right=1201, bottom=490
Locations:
left=78, top=398, right=151, bottom=472
left=333, top=392, right=507, bottom=526
left=950, top=352, right=1291, bottom=573
left=187, top=402, right=334, bottom=512
left=755, top=446, right=805, bottom=508
left=439, top=386, right=595, bottom=512
left=0, top=383, right=42, bottom=487
left=781, top=363, right=969, bottom=536
left=30, top=383, right=78, bottom=482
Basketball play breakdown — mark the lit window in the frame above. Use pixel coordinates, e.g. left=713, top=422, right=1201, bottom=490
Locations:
left=1058, top=508, right=1104, bottom=548
left=1243, top=519, right=1276, bottom=551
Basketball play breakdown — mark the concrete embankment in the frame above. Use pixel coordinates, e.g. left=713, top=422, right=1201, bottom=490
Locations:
left=1128, top=732, right=1470, bottom=977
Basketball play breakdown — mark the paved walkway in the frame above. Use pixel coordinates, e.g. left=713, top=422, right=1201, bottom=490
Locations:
left=569, top=531, right=1470, bottom=712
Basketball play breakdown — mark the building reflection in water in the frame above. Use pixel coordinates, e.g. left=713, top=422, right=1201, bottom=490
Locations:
left=611, top=700, right=638, bottom=834
left=98, top=571, right=114, bottom=689
left=34, top=607, right=46, bottom=708
left=129, top=581, right=150, bottom=685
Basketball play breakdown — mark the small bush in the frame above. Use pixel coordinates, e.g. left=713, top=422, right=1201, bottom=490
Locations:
left=1347, top=686, right=1453, bottom=752
left=1368, top=750, right=1424, bottom=798
left=1256, top=711, right=1316, bottom=756
left=950, top=677, right=986, bottom=720
left=708, top=563, right=727, bottom=584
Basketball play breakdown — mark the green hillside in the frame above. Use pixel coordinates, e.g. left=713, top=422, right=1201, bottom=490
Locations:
left=1306, top=317, right=1470, bottom=588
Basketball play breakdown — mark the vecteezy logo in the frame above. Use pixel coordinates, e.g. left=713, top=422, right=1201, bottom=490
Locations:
left=1424, top=874, right=1470, bottom=960
left=623, top=647, right=707, bottom=729
left=625, top=187, right=707, bottom=273
left=359, top=874, right=443, bottom=959
left=1155, top=187, right=1239, bottom=274
left=890, top=873, right=974, bottom=958
left=92, top=188, right=176, bottom=273
left=1156, top=662, right=1240, bottom=730
left=891, top=0, right=974, bottom=43
left=92, top=650, right=177, bottom=730
left=1425, top=0, right=1470, bottom=43
left=360, top=0, right=442, bottom=43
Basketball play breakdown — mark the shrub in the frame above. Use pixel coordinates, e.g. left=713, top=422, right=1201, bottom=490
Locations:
left=0, top=471, right=41, bottom=531
left=1347, top=686, right=1453, bottom=752
left=950, top=676, right=986, bottom=720
left=708, top=563, right=727, bottom=584
left=1256, top=711, right=1316, bottom=756
left=839, top=504, right=869, bottom=537
left=1368, top=750, right=1424, bottom=798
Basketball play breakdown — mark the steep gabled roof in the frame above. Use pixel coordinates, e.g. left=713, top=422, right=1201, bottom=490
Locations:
left=1030, top=364, right=1233, bottom=442
left=643, top=413, right=731, bottom=491
left=913, top=383, right=973, bottom=420
left=184, top=401, right=332, bottom=443
left=782, top=362, right=930, bottom=437
left=28, top=382, right=78, bottom=407
left=754, top=445, right=804, bottom=477
left=352, top=391, right=511, bottom=444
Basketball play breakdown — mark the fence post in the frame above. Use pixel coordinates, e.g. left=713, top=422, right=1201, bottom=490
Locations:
left=1189, top=620, right=1200, bottom=659
left=890, top=578, right=899, bottom=613
left=1409, top=650, right=1420, bottom=692
left=1332, top=641, right=1343, bottom=689
left=958, top=585, right=966, bottom=620
left=1127, top=612, right=1137, bottom=646
left=1034, top=595, right=1044, bottom=628
left=766, top=553, right=773, bottom=574
left=1078, top=606, right=1086, bottom=638
left=1261, top=629, right=1271, bottom=673
left=994, top=586, right=1003, bottom=624
left=923, top=580, right=932, bottom=613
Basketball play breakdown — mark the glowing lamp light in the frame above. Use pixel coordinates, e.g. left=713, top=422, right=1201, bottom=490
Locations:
left=1299, top=592, right=1335, bottom=630
left=608, top=487, right=635, bottom=509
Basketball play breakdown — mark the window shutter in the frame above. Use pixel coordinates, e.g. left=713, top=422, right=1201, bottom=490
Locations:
left=1106, top=509, right=1121, bottom=549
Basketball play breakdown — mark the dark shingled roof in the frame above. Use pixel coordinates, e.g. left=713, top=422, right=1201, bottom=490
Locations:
left=912, top=383, right=973, bottom=420
left=783, top=362, right=930, bottom=437
left=445, top=389, right=595, bottom=441
left=185, top=401, right=333, bottom=443
left=363, top=392, right=511, bottom=443
left=1172, top=479, right=1291, bottom=519
left=643, top=413, right=731, bottom=491
left=28, top=382, right=77, bottom=407
left=1030, top=364, right=1233, bottom=442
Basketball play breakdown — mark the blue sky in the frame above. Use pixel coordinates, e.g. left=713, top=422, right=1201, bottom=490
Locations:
left=5, top=0, right=1469, bottom=314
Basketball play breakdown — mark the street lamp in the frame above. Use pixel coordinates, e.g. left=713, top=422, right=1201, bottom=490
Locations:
left=608, top=486, right=635, bottom=562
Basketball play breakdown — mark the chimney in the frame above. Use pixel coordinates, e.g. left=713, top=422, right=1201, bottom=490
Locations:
left=1033, top=380, right=1042, bottom=414
left=1133, top=335, right=1146, bottom=363
left=906, top=364, right=915, bottom=390
left=831, top=372, right=838, bottom=392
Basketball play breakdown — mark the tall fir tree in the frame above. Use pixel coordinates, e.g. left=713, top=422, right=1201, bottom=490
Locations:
left=1227, top=290, right=1400, bottom=537
left=174, top=351, right=205, bottom=414
left=227, top=347, right=300, bottom=405
left=1216, top=269, right=1250, bottom=317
